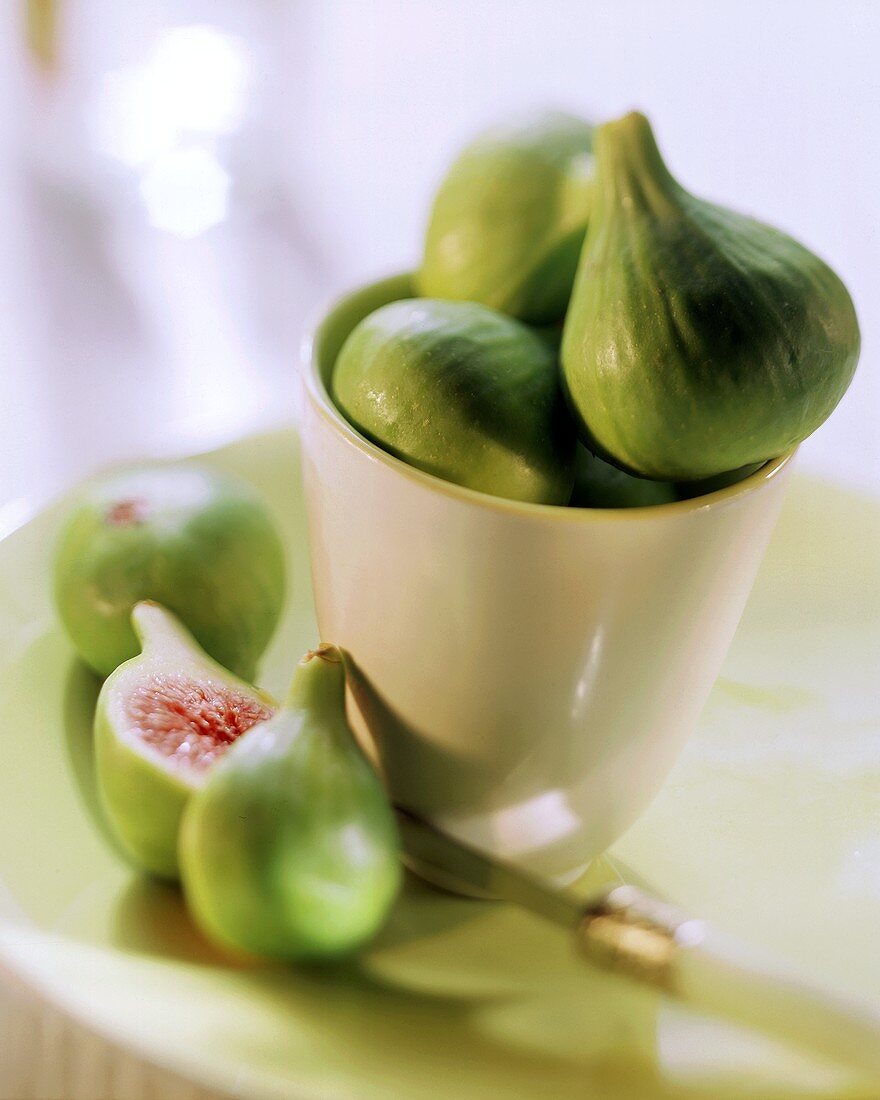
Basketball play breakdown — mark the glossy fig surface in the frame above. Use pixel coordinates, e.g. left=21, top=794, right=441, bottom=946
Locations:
left=332, top=298, right=576, bottom=504
left=180, top=645, right=401, bottom=961
left=561, top=112, right=860, bottom=480
left=419, top=111, right=594, bottom=323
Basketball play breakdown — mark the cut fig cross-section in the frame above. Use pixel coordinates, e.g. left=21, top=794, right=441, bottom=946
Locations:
left=125, top=675, right=274, bottom=775
left=94, top=601, right=277, bottom=879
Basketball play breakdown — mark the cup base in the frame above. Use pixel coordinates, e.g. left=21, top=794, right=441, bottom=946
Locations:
left=402, top=851, right=592, bottom=900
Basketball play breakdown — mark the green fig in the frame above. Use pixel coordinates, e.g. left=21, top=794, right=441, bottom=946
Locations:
left=180, top=645, right=401, bottom=961
left=418, top=111, right=595, bottom=323
left=54, top=463, right=286, bottom=681
left=332, top=298, right=576, bottom=504
left=570, top=446, right=678, bottom=509
left=561, top=111, right=860, bottom=481
left=675, top=463, right=764, bottom=501
left=95, top=602, right=276, bottom=878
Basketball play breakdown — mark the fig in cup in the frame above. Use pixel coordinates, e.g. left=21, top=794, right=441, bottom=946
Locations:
left=561, top=111, right=860, bottom=480
left=94, top=602, right=277, bottom=878
left=54, top=464, right=286, bottom=681
left=675, top=463, right=764, bottom=501
left=570, top=446, right=677, bottom=509
left=332, top=299, right=576, bottom=505
left=180, top=645, right=401, bottom=961
left=419, top=111, right=595, bottom=323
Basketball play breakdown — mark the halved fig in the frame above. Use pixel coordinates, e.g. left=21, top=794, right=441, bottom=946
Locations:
left=94, top=601, right=277, bottom=879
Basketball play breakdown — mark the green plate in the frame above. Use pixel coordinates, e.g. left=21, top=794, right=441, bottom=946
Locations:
left=0, top=427, right=877, bottom=1099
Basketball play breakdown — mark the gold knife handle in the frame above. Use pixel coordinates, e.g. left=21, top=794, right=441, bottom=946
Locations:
left=577, top=884, right=696, bottom=991
left=577, top=885, right=880, bottom=1080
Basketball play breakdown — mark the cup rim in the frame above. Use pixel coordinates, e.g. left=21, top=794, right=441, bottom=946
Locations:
left=301, top=272, right=796, bottom=524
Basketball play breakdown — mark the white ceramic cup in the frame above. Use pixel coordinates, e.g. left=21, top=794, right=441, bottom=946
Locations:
left=300, top=274, right=795, bottom=883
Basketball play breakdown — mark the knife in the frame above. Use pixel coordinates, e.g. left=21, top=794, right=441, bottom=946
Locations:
left=395, top=804, right=880, bottom=1079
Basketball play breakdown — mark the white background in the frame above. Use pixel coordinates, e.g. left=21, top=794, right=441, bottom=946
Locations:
left=0, top=0, right=877, bottom=510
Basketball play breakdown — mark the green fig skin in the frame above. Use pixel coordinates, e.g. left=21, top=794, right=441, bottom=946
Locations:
left=95, top=602, right=277, bottom=879
left=561, top=112, right=861, bottom=481
left=675, top=462, right=764, bottom=501
left=54, top=464, right=286, bottom=681
left=332, top=299, right=576, bottom=505
left=180, top=646, right=401, bottom=962
left=418, top=111, right=594, bottom=324
left=570, top=446, right=678, bottom=509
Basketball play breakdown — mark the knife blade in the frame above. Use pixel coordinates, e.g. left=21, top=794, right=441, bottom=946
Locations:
left=394, top=803, right=584, bottom=929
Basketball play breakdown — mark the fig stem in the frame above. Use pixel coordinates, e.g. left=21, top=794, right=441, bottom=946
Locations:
left=594, top=110, right=680, bottom=213
left=130, top=600, right=200, bottom=662
left=288, top=645, right=346, bottom=712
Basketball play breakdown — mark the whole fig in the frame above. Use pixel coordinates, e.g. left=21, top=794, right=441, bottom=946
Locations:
left=54, top=464, right=286, bottom=680
left=180, top=645, right=401, bottom=961
left=561, top=111, right=860, bottom=480
left=332, top=298, right=576, bottom=505
left=419, top=111, right=594, bottom=323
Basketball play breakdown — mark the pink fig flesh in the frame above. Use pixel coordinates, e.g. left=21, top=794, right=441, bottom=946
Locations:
left=126, top=674, right=275, bottom=776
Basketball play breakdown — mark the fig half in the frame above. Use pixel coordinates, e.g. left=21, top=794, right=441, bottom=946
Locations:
left=94, top=601, right=277, bottom=878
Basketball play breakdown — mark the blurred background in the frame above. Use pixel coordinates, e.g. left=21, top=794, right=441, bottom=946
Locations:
left=0, top=0, right=877, bottom=527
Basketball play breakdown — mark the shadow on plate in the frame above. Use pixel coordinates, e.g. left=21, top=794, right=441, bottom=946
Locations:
left=62, top=659, right=125, bottom=857
left=109, top=867, right=688, bottom=1096
left=113, top=875, right=238, bottom=968
left=111, top=866, right=493, bottom=978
